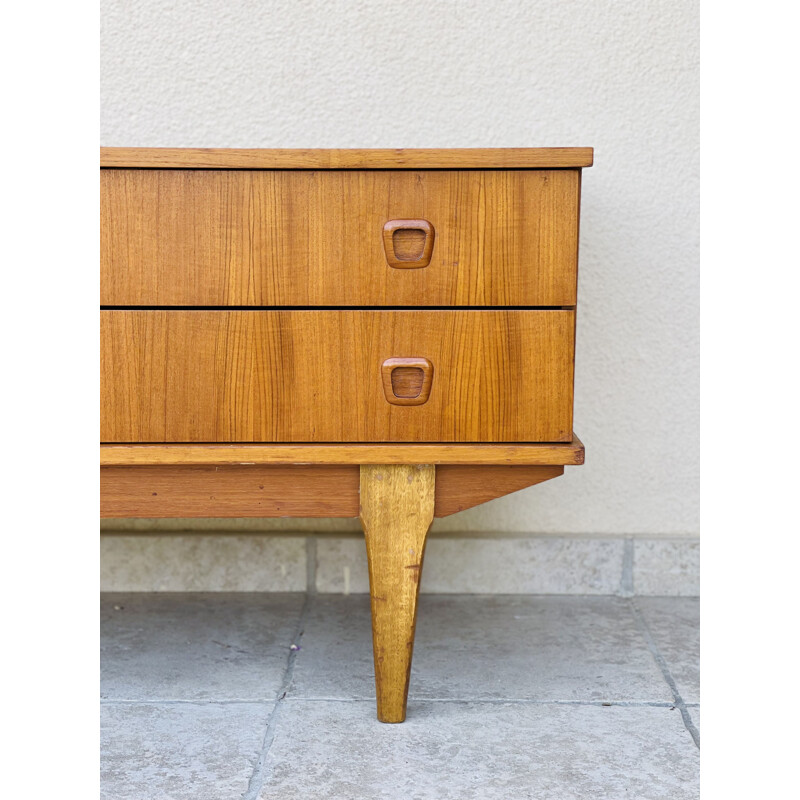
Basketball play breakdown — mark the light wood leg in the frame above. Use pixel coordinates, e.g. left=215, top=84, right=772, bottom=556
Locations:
left=359, top=464, right=435, bottom=723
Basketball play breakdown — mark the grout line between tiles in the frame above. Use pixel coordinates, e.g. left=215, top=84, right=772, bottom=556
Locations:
left=100, top=698, right=275, bottom=705
left=619, top=538, right=634, bottom=596
left=281, top=697, right=684, bottom=708
left=99, top=696, right=682, bottom=708
left=306, top=537, right=317, bottom=595
left=629, top=599, right=700, bottom=749
left=242, top=594, right=311, bottom=800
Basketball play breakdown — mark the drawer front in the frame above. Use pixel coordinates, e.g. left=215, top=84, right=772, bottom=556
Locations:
left=101, top=170, right=580, bottom=307
left=101, top=310, right=574, bottom=443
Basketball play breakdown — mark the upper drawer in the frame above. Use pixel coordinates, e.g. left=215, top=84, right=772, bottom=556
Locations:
left=100, top=170, right=580, bottom=307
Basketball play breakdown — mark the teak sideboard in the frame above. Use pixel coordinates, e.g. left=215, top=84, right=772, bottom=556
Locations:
left=100, top=146, right=592, bottom=723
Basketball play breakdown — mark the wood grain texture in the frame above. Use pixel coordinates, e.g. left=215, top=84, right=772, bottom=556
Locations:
left=434, top=465, right=564, bottom=516
left=381, top=357, right=434, bottom=405
left=100, top=463, right=566, bottom=518
left=99, top=439, right=585, bottom=466
left=100, top=147, right=594, bottom=169
left=382, top=219, right=435, bottom=268
left=360, top=464, right=435, bottom=722
left=101, top=310, right=575, bottom=443
left=100, top=464, right=359, bottom=518
left=101, top=169, right=580, bottom=306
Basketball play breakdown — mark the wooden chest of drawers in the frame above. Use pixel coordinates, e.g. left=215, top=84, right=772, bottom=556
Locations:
left=100, top=146, right=592, bottom=722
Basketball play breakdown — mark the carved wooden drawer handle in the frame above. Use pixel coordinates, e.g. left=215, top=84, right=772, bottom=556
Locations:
left=382, top=219, right=435, bottom=269
left=381, top=358, right=434, bottom=406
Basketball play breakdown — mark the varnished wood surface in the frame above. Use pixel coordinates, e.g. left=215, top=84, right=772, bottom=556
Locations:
left=100, top=465, right=358, bottom=517
left=381, top=357, right=434, bottom=406
left=434, top=465, right=564, bottom=515
left=101, top=310, right=575, bottom=443
left=101, top=169, right=580, bottom=306
left=99, top=438, right=584, bottom=466
left=100, top=463, right=566, bottom=518
left=382, top=219, right=435, bottom=269
left=360, top=465, right=435, bottom=722
left=100, top=147, right=594, bottom=170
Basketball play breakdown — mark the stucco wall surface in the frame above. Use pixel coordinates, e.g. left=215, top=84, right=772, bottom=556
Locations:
left=101, top=0, right=699, bottom=535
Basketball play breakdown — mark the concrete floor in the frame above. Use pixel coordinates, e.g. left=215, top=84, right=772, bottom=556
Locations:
left=100, top=593, right=700, bottom=799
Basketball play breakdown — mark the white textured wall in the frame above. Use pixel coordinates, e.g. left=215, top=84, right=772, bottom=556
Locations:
left=101, top=0, right=698, bottom=536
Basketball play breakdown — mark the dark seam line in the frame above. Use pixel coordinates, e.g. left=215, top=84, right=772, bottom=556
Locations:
left=100, top=440, right=578, bottom=445
left=100, top=167, right=589, bottom=173
left=630, top=600, right=700, bottom=749
left=242, top=594, right=311, bottom=799
left=100, top=305, right=576, bottom=312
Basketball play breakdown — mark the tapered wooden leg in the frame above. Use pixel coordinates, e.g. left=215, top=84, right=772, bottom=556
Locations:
left=359, top=464, right=435, bottom=723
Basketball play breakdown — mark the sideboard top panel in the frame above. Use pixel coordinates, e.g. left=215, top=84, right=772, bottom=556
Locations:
left=100, top=147, right=593, bottom=170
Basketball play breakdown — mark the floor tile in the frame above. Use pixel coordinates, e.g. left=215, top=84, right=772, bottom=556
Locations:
left=423, top=537, right=625, bottom=594
left=101, top=702, right=271, bottom=800
left=260, top=701, right=699, bottom=800
left=315, top=536, right=625, bottom=595
left=633, top=539, right=699, bottom=596
left=101, top=593, right=304, bottom=700
left=689, top=706, right=700, bottom=731
left=101, top=534, right=307, bottom=591
left=636, top=597, right=699, bottom=703
left=290, top=595, right=673, bottom=702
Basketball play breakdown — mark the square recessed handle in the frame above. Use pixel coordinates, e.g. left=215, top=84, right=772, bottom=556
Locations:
left=381, top=357, right=434, bottom=406
left=382, top=219, right=435, bottom=269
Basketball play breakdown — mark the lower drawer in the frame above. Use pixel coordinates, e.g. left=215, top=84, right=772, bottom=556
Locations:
left=100, top=310, right=574, bottom=443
